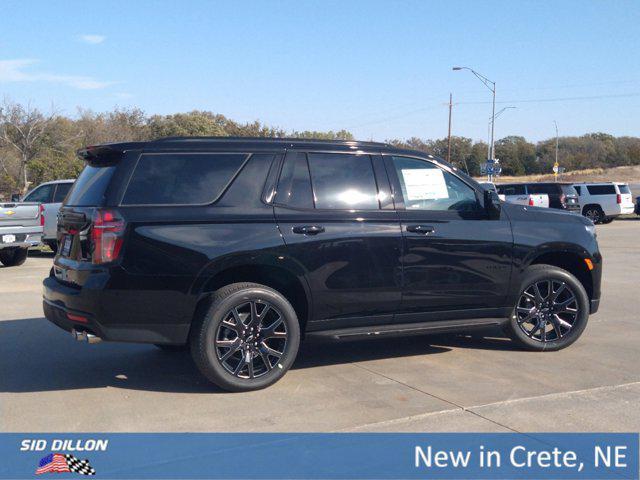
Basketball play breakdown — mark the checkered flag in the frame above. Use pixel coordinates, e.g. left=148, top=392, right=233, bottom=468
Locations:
left=65, top=454, right=96, bottom=476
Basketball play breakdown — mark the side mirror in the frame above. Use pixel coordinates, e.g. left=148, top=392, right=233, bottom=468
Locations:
left=10, top=193, right=21, bottom=202
left=484, top=189, right=502, bottom=220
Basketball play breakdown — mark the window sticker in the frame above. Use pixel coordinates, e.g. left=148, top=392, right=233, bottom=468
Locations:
left=400, top=168, right=449, bottom=200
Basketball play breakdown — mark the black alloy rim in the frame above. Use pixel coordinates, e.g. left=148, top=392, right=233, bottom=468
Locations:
left=215, top=300, right=288, bottom=379
left=516, top=280, right=579, bottom=342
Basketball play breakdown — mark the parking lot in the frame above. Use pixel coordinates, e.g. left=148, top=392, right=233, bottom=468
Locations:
left=1, top=220, right=638, bottom=433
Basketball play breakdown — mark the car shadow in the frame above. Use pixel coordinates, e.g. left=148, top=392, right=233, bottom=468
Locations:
left=0, top=318, right=514, bottom=394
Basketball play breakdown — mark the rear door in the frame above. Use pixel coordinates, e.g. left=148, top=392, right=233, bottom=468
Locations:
left=386, top=155, right=513, bottom=318
left=273, top=150, right=402, bottom=329
left=617, top=184, right=634, bottom=210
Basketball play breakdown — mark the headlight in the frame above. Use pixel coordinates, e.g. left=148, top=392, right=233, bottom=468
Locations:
left=585, top=224, right=597, bottom=237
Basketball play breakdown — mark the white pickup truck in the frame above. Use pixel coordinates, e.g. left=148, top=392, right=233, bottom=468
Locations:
left=495, top=184, right=549, bottom=208
left=0, top=202, right=43, bottom=266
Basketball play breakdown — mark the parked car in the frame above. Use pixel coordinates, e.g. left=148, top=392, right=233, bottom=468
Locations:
left=22, top=179, right=75, bottom=251
left=573, top=182, right=635, bottom=224
left=498, top=183, right=579, bottom=213
left=0, top=201, right=43, bottom=266
left=43, top=138, right=602, bottom=391
left=495, top=184, right=549, bottom=208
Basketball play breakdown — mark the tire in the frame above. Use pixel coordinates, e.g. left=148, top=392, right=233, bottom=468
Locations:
left=505, top=264, right=590, bottom=352
left=154, top=344, right=188, bottom=352
left=0, top=248, right=29, bottom=267
left=583, top=205, right=604, bottom=224
left=600, top=217, right=614, bottom=224
left=190, top=282, right=301, bottom=392
left=45, top=241, right=58, bottom=253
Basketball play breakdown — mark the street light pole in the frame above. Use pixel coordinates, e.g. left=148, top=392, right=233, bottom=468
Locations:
left=447, top=93, right=453, bottom=163
left=452, top=67, right=496, bottom=159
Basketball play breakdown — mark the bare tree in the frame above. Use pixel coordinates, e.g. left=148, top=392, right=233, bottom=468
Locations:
left=0, top=100, right=57, bottom=193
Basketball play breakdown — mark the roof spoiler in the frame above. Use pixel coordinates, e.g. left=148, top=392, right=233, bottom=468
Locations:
left=76, top=145, right=123, bottom=166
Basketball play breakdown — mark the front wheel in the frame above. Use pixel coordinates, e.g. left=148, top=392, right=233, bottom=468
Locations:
left=190, top=282, right=300, bottom=392
left=505, top=264, right=590, bottom=351
left=0, top=248, right=29, bottom=267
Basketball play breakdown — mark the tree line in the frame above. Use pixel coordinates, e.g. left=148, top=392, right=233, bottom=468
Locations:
left=1, top=99, right=639, bottom=197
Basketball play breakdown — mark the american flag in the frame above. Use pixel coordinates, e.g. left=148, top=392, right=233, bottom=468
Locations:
left=36, top=453, right=96, bottom=476
left=36, top=454, right=70, bottom=474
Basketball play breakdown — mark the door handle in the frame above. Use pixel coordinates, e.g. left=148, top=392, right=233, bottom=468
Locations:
left=292, top=225, right=325, bottom=235
left=406, top=225, right=435, bottom=235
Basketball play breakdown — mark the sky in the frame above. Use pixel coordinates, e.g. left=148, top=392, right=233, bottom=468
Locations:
left=1, top=0, right=639, bottom=143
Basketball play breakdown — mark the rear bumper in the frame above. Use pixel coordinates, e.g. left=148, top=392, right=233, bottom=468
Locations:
left=0, top=225, right=42, bottom=248
left=42, top=275, right=190, bottom=344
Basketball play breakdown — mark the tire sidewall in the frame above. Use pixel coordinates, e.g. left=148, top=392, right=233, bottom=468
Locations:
left=196, top=286, right=300, bottom=391
left=508, top=266, right=590, bottom=351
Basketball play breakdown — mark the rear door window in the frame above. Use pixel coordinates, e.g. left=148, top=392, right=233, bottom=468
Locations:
left=65, top=166, right=116, bottom=206
left=586, top=185, right=616, bottom=195
left=122, top=153, right=248, bottom=205
left=307, top=153, right=379, bottom=210
left=23, top=184, right=54, bottom=203
left=53, top=183, right=72, bottom=203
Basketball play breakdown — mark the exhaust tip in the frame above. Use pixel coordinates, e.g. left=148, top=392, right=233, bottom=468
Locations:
left=71, top=329, right=102, bottom=344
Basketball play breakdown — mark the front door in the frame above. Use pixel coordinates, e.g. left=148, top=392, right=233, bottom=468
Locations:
left=385, top=155, right=513, bottom=318
left=274, top=150, right=403, bottom=329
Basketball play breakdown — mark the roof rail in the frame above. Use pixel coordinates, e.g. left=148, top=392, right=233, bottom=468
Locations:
left=151, top=136, right=390, bottom=148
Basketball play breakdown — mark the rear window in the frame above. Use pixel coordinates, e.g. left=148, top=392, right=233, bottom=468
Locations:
left=65, top=166, right=116, bottom=206
left=618, top=184, right=631, bottom=194
left=560, top=185, right=578, bottom=196
left=587, top=185, right=616, bottom=195
left=122, top=153, right=248, bottom=205
left=527, top=184, right=559, bottom=195
left=497, top=184, right=525, bottom=195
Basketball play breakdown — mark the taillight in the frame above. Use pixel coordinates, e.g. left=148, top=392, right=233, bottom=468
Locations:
left=559, top=193, right=566, bottom=204
left=617, top=194, right=621, bottom=204
left=91, top=209, right=125, bottom=264
left=39, top=204, right=45, bottom=226
left=528, top=198, right=534, bottom=206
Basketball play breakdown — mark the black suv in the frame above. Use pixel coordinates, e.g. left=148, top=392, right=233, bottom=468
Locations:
left=497, top=182, right=580, bottom=212
left=43, top=138, right=602, bottom=391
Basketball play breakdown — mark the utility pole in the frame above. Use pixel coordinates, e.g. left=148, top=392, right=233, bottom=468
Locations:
left=447, top=93, right=453, bottom=164
left=554, top=121, right=560, bottom=182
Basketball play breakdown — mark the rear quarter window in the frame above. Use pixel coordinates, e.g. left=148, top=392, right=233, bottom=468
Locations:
left=65, top=166, right=116, bottom=206
left=587, top=185, right=616, bottom=195
left=122, top=153, right=248, bottom=205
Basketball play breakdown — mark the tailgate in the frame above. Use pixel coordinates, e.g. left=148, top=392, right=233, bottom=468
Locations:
left=0, top=203, right=40, bottom=227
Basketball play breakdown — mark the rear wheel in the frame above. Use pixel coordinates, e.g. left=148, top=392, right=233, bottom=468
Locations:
left=190, top=282, right=300, bottom=392
left=505, top=264, right=589, bottom=351
left=0, top=248, right=29, bottom=267
left=600, top=217, right=614, bottom=224
left=583, top=205, right=604, bottom=224
left=45, top=241, right=58, bottom=252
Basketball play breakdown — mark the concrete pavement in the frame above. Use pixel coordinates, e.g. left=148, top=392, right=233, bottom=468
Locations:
left=1, top=220, right=638, bottom=432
